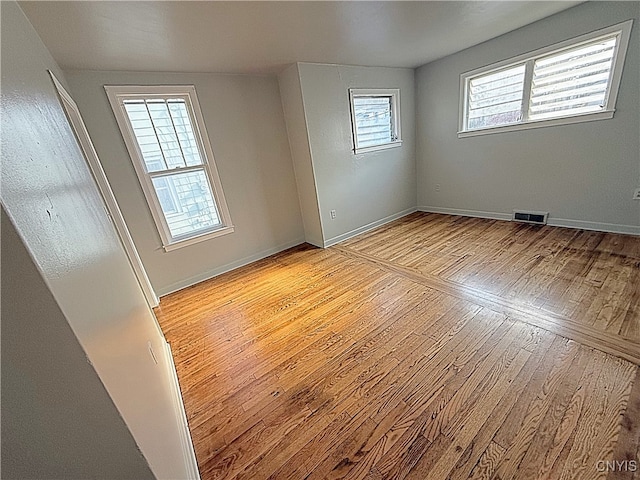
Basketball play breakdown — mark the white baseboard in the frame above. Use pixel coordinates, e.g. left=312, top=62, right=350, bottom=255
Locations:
left=417, top=206, right=511, bottom=222
left=323, top=207, right=417, bottom=247
left=159, top=237, right=305, bottom=296
left=547, top=218, right=640, bottom=236
left=418, top=206, right=640, bottom=236
left=163, top=341, right=200, bottom=480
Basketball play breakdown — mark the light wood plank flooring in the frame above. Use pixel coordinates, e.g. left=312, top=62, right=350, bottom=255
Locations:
left=155, top=213, right=640, bottom=480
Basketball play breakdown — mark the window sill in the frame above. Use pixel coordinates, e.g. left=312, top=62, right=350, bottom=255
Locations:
left=458, top=110, right=615, bottom=138
left=163, top=225, right=235, bottom=252
left=354, top=140, right=403, bottom=155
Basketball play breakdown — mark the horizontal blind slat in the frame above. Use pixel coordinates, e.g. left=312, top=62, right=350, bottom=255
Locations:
left=532, top=59, right=614, bottom=88
left=533, top=48, right=615, bottom=77
left=531, top=72, right=610, bottom=96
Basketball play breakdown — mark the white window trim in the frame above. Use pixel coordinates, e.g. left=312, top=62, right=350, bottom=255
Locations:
left=349, top=88, right=402, bottom=154
left=105, top=85, right=234, bottom=251
left=458, top=19, right=633, bottom=138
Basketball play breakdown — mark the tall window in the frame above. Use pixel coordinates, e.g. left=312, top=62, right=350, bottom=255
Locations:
left=349, top=88, right=401, bottom=154
left=106, top=85, right=233, bottom=251
left=460, top=20, right=633, bottom=136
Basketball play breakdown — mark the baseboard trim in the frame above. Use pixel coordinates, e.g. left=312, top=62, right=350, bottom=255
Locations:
left=547, top=218, right=640, bottom=236
left=417, top=206, right=511, bottom=222
left=163, top=341, right=201, bottom=480
left=418, top=206, right=639, bottom=236
left=323, top=207, right=417, bottom=248
left=159, top=237, right=306, bottom=296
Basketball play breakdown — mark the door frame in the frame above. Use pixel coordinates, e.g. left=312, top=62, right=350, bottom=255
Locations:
left=49, top=71, right=160, bottom=310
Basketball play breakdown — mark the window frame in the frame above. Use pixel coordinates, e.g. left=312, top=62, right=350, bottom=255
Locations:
left=458, top=20, right=633, bottom=138
left=349, top=88, right=402, bottom=154
left=105, top=85, right=234, bottom=251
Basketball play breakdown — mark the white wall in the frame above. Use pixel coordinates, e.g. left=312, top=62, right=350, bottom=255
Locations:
left=65, top=70, right=304, bottom=295
left=416, top=1, right=640, bottom=234
left=2, top=209, right=154, bottom=480
left=279, top=64, right=324, bottom=247
left=296, top=63, right=416, bottom=246
left=1, top=3, right=196, bottom=478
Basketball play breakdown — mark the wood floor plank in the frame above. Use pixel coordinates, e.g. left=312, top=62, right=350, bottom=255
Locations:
left=153, top=212, right=640, bottom=480
left=468, top=441, right=507, bottom=480
left=420, top=348, right=533, bottom=480
left=350, top=314, right=517, bottom=478
left=495, top=344, right=590, bottom=480
left=375, top=324, right=527, bottom=478
left=493, top=336, right=578, bottom=450
left=333, top=244, right=640, bottom=364
left=558, top=355, right=636, bottom=480
left=306, top=416, right=379, bottom=480
left=223, top=301, right=439, bottom=477
left=590, top=358, right=637, bottom=478
left=522, top=350, right=598, bottom=480
left=608, top=367, right=640, bottom=480
left=444, top=330, right=555, bottom=480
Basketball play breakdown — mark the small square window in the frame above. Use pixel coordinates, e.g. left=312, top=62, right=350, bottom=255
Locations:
left=349, top=88, right=401, bottom=154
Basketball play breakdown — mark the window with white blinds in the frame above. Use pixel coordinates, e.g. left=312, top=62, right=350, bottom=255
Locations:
left=529, top=38, right=617, bottom=120
left=460, top=20, right=632, bottom=136
left=105, top=85, right=234, bottom=251
left=349, top=89, right=401, bottom=153
left=467, top=64, right=526, bottom=130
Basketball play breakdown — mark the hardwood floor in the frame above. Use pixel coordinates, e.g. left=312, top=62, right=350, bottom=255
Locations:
left=155, top=213, right=640, bottom=480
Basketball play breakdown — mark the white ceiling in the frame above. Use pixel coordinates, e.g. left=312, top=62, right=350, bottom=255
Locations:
left=21, top=1, right=583, bottom=75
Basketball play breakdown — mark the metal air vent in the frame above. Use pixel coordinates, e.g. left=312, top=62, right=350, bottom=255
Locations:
left=512, top=210, right=548, bottom=225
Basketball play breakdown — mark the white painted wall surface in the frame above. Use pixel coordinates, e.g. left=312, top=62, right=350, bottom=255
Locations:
left=2, top=210, right=155, bottom=479
left=296, top=63, right=417, bottom=246
left=1, top=3, right=196, bottom=478
left=65, top=70, right=305, bottom=295
left=278, top=64, right=324, bottom=247
left=416, top=2, right=640, bottom=234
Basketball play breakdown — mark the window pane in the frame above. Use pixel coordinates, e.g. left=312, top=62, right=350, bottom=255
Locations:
left=153, top=176, right=178, bottom=214
left=353, top=96, right=393, bottom=148
left=467, top=64, right=526, bottom=130
left=529, top=37, right=616, bottom=120
left=152, top=169, right=221, bottom=239
left=124, top=102, right=166, bottom=172
left=146, top=101, right=186, bottom=170
left=167, top=100, right=203, bottom=166
left=124, top=99, right=204, bottom=172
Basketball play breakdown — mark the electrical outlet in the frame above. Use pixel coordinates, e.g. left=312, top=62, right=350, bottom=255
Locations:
left=435, top=184, right=441, bottom=192
left=330, top=209, right=337, bottom=219
left=633, top=188, right=640, bottom=200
